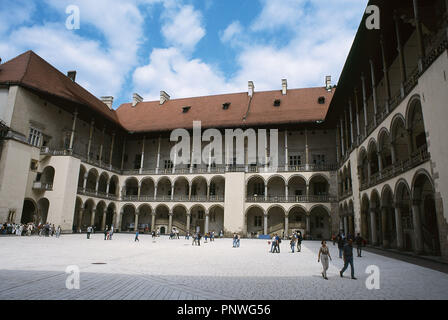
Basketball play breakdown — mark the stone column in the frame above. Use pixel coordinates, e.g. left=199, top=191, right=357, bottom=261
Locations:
left=264, top=214, right=268, bottom=235
left=134, top=211, right=139, bottom=232
left=285, top=184, right=289, bottom=200
left=87, top=119, right=95, bottom=161
left=154, top=186, right=158, bottom=201
left=151, top=213, right=156, bottom=232
left=305, top=129, right=310, bottom=169
left=370, top=208, right=377, bottom=246
left=394, top=203, right=403, bottom=250
left=156, top=136, right=161, bottom=174
left=118, top=210, right=124, bottom=231
left=90, top=209, right=96, bottom=227
left=106, top=180, right=110, bottom=195
left=137, top=183, right=141, bottom=200
left=78, top=208, right=84, bottom=230
left=139, top=136, right=146, bottom=174
left=101, top=211, right=106, bottom=230
left=112, top=210, right=117, bottom=229
left=349, top=100, right=354, bottom=145
left=284, top=130, right=289, bottom=171
left=205, top=212, right=210, bottom=234
left=306, top=215, right=310, bottom=237
left=370, top=59, right=378, bottom=126
left=340, top=118, right=345, bottom=156
left=354, top=89, right=361, bottom=138
left=344, top=108, right=350, bottom=150
left=361, top=74, right=368, bottom=136
left=95, top=179, right=99, bottom=195
left=186, top=214, right=191, bottom=233
left=390, top=141, right=397, bottom=164
left=411, top=200, right=424, bottom=254
left=377, top=151, right=383, bottom=178
left=121, top=136, right=126, bottom=171
left=83, top=173, right=88, bottom=191
left=264, top=184, right=268, bottom=202
left=284, top=215, right=289, bottom=238
left=380, top=35, right=391, bottom=113
left=394, top=13, right=406, bottom=96
left=99, top=126, right=105, bottom=165
left=109, top=132, right=115, bottom=168
left=381, top=206, right=389, bottom=248
left=413, top=0, right=425, bottom=70
left=171, top=185, right=175, bottom=201
left=69, top=111, right=78, bottom=152
left=168, top=211, right=173, bottom=233
left=335, top=123, right=340, bottom=161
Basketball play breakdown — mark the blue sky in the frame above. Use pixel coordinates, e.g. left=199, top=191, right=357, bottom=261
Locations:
left=0, top=0, right=368, bottom=108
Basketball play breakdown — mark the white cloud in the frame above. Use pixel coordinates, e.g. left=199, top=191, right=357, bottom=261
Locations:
left=220, top=21, right=243, bottom=44
left=161, top=5, right=205, bottom=52
left=251, top=0, right=305, bottom=31
left=133, top=47, right=238, bottom=101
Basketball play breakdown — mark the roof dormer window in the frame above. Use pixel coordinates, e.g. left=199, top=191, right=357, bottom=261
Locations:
left=223, top=102, right=231, bottom=110
left=182, top=106, right=191, bottom=113
left=273, top=99, right=281, bottom=107
left=318, top=96, right=325, bottom=104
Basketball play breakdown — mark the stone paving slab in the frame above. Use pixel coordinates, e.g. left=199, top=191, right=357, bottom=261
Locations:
left=0, top=234, right=448, bottom=300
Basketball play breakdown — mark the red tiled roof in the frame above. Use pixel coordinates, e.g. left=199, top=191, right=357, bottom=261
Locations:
left=116, top=87, right=333, bottom=132
left=0, top=50, right=334, bottom=132
left=0, top=50, right=120, bottom=125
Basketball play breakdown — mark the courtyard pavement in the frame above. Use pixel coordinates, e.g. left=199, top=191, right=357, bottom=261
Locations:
left=0, top=234, right=447, bottom=300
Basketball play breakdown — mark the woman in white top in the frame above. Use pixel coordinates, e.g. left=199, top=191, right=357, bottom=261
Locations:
left=318, top=240, right=332, bottom=280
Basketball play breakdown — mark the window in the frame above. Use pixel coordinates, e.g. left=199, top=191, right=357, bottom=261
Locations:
left=223, top=102, right=231, bottom=110
left=197, top=210, right=204, bottom=220
left=30, top=160, right=38, bottom=171
left=293, top=215, right=302, bottom=223
left=318, top=96, right=325, bottom=104
left=210, top=212, right=216, bottom=222
left=28, top=128, right=43, bottom=147
left=274, top=99, right=281, bottom=107
left=254, top=216, right=262, bottom=227
left=312, top=154, right=326, bottom=165
left=289, top=155, right=301, bottom=166
left=164, top=160, right=173, bottom=169
left=294, top=190, right=303, bottom=196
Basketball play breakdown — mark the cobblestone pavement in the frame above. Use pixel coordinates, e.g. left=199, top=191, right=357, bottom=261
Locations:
left=0, top=234, right=447, bottom=300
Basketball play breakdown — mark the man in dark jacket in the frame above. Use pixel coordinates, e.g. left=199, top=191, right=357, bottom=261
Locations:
left=354, top=233, right=364, bottom=257
left=337, top=233, right=345, bottom=258
left=296, top=232, right=303, bottom=252
left=340, top=239, right=357, bottom=280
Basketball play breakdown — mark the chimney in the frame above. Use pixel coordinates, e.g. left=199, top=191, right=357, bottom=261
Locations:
left=282, top=79, right=288, bottom=95
left=325, top=75, right=332, bottom=91
left=67, top=71, right=77, bottom=82
left=160, top=91, right=170, bottom=105
left=132, top=93, right=143, bottom=107
left=101, top=96, right=114, bottom=109
left=248, top=81, right=254, bottom=97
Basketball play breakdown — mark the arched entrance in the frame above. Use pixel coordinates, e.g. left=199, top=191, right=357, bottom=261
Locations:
left=245, top=206, right=265, bottom=237
left=309, top=206, right=330, bottom=240
left=21, top=199, right=37, bottom=224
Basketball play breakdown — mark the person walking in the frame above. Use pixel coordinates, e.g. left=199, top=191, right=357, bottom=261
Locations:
left=337, top=233, right=345, bottom=258
left=290, top=236, right=296, bottom=253
left=104, top=225, right=108, bottom=240
left=270, top=234, right=277, bottom=253
left=87, top=226, right=92, bottom=239
left=197, top=232, right=201, bottom=246
left=56, top=225, right=61, bottom=238
left=318, top=240, right=332, bottom=280
left=354, top=233, right=364, bottom=257
left=135, top=230, right=139, bottom=242
left=236, top=234, right=240, bottom=248
left=109, top=225, right=114, bottom=240
left=340, top=239, right=357, bottom=280
left=296, top=232, right=303, bottom=252
left=233, top=233, right=238, bottom=248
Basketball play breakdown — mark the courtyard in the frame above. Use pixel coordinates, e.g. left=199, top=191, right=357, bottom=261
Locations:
left=0, top=234, right=447, bottom=300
